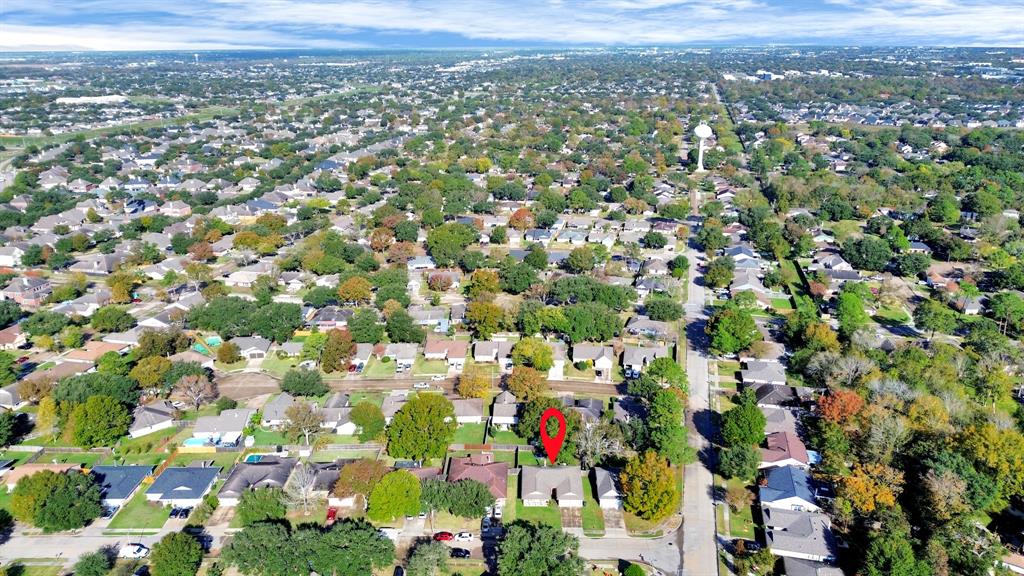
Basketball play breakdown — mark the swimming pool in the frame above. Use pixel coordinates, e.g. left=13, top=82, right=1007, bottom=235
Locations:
left=182, top=438, right=210, bottom=447
left=206, top=336, right=223, bottom=346
left=244, top=454, right=263, bottom=464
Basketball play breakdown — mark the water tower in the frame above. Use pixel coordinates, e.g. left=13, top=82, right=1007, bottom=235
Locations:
left=694, top=121, right=713, bottom=172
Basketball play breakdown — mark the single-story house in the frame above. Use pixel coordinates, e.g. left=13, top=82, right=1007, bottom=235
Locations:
left=230, top=336, right=272, bottom=360
left=262, top=393, right=295, bottom=427
left=760, top=431, right=811, bottom=469
left=452, top=398, right=484, bottom=424
left=491, top=391, right=519, bottom=430
left=751, top=384, right=801, bottom=407
left=593, top=467, right=621, bottom=509
left=193, top=408, right=255, bottom=446
left=423, top=339, right=468, bottom=371
left=218, top=456, right=297, bottom=506
left=381, top=394, right=408, bottom=424
left=763, top=507, right=836, bottom=563
left=0, top=383, right=25, bottom=410
left=447, top=453, right=509, bottom=507
left=521, top=466, right=584, bottom=508
left=5, top=463, right=79, bottom=492
left=621, top=345, right=670, bottom=377
left=382, top=343, right=417, bottom=373
left=351, top=343, right=373, bottom=372
left=782, top=558, right=844, bottom=576
left=129, top=400, right=177, bottom=438
left=146, top=466, right=220, bottom=507
left=473, top=340, right=514, bottom=370
left=571, top=345, right=617, bottom=382
left=741, top=360, right=787, bottom=386
left=320, top=393, right=355, bottom=435
left=0, top=324, right=27, bottom=350
left=91, top=465, right=152, bottom=507
left=759, top=466, right=821, bottom=512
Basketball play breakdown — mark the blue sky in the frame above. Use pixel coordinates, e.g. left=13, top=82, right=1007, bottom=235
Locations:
left=1, top=0, right=1023, bottom=51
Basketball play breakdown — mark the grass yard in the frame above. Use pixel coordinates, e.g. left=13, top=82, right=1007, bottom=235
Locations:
left=170, top=451, right=240, bottom=470
left=427, top=510, right=480, bottom=532
left=107, top=490, right=171, bottom=530
left=718, top=360, right=741, bottom=383
left=516, top=450, right=541, bottom=466
left=109, top=453, right=168, bottom=466
left=261, top=355, right=299, bottom=376
left=348, top=392, right=385, bottom=407
left=7, top=563, right=64, bottom=576
left=287, top=500, right=328, bottom=527
left=487, top=428, right=528, bottom=445
left=362, top=357, right=396, bottom=378
left=311, top=450, right=379, bottom=462
left=874, top=306, right=910, bottom=324
left=0, top=486, right=11, bottom=513
left=214, top=359, right=247, bottom=371
left=771, top=297, right=793, bottom=311
left=37, top=452, right=105, bottom=467
left=581, top=476, right=606, bottom=534
left=412, top=357, right=448, bottom=376
left=452, top=423, right=486, bottom=445
left=250, top=428, right=291, bottom=446
left=564, top=363, right=596, bottom=380
left=623, top=511, right=663, bottom=536
left=515, top=501, right=562, bottom=529
left=724, top=477, right=756, bottom=539
left=118, top=427, right=179, bottom=452
left=0, top=450, right=41, bottom=466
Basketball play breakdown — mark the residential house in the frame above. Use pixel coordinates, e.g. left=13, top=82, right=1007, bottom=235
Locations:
left=760, top=432, right=811, bottom=469
left=762, top=507, right=836, bottom=563
left=520, top=466, right=584, bottom=508
left=423, top=339, right=468, bottom=371
left=741, top=360, right=787, bottom=387
left=782, top=558, right=844, bottom=576
left=570, top=345, right=617, bottom=382
left=473, top=340, right=514, bottom=371
left=231, top=336, right=272, bottom=360
left=0, top=246, right=24, bottom=268
left=446, top=453, right=509, bottom=507
left=129, top=400, right=177, bottom=438
left=759, top=466, right=821, bottom=512
left=0, top=384, right=24, bottom=410
left=91, top=465, right=152, bottom=507
left=490, top=391, right=519, bottom=430
left=592, top=467, right=622, bottom=509
left=218, top=456, right=297, bottom=506
left=5, top=464, right=78, bottom=492
left=146, top=466, right=220, bottom=507
left=193, top=408, right=255, bottom=446
left=0, top=276, right=52, bottom=308
left=621, top=345, right=670, bottom=378
left=562, top=396, right=604, bottom=425
left=625, top=316, right=671, bottom=340
left=320, top=393, right=355, bottom=435
left=752, top=384, right=802, bottom=407
left=381, top=394, right=408, bottom=424
left=350, top=343, right=373, bottom=372
left=0, top=324, right=26, bottom=350
left=382, top=343, right=417, bottom=373
left=452, top=398, right=484, bottom=424
left=262, top=393, right=295, bottom=427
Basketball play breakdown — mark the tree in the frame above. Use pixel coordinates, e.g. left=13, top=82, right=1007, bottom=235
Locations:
left=175, top=374, right=216, bottom=412
left=523, top=244, right=548, bottom=270
left=624, top=564, right=646, bottom=576
left=54, top=372, right=139, bottom=407
left=725, top=483, right=755, bottom=514
left=368, top=470, right=421, bottom=522
left=465, top=269, right=500, bottom=299
left=505, top=366, right=548, bottom=402
left=216, top=341, right=242, bottom=364
left=562, top=302, right=622, bottom=343
left=508, top=208, right=534, bottom=231
left=35, top=396, right=57, bottom=439
left=704, top=256, right=735, bottom=288
left=465, top=301, right=504, bottom=339
left=456, top=366, right=491, bottom=399
left=498, top=261, right=538, bottom=294
left=347, top=309, right=384, bottom=343
left=646, top=357, right=687, bottom=389
left=90, top=305, right=136, bottom=333
left=426, top=223, right=477, bottom=267
left=385, top=310, right=425, bottom=344
left=819, top=389, right=864, bottom=426
left=839, top=463, right=904, bottom=516
left=895, top=252, right=931, bottom=278
left=668, top=254, right=689, bottom=279
left=913, top=299, right=956, bottom=341
left=642, top=231, right=667, bottom=249
left=575, top=421, right=624, bottom=469
left=22, top=311, right=68, bottom=337
left=988, top=291, right=1024, bottom=335
left=281, top=368, right=328, bottom=396
left=236, top=488, right=287, bottom=526
left=719, top=445, right=760, bottom=480
left=74, top=551, right=113, bottom=576
left=517, top=398, right=581, bottom=466
left=836, top=290, right=869, bottom=339
left=0, top=300, right=23, bottom=328
left=320, top=328, right=356, bottom=373
left=406, top=541, right=449, bottom=576
left=10, top=470, right=102, bottom=532
left=386, top=394, right=456, bottom=460
left=620, top=451, right=679, bottom=521
left=129, top=356, right=172, bottom=389
left=511, top=337, right=553, bottom=371
left=420, top=478, right=495, bottom=518
left=284, top=463, right=318, bottom=516
left=151, top=532, right=203, bottom=576
left=350, top=401, right=386, bottom=442
left=70, top=395, right=131, bottom=448
left=842, top=235, right=893, bottom=272
left=337, top=276, right=373, bottom=304
left=283, top=401, right=324, bottom=446
left=863, top=523, right=931, bottom=576
left=645, top=295, right=683, bottom=321
left=334, top=458, right=389, bottom=500
left=706, top=304, right=761, bottom=355
left=565, top=246, right=596, bottom=273
left=0, top=411, right=16, bottom=447
left=721, top=391, right=766, bottom=447
left=497, top=521, right=584, bottom=576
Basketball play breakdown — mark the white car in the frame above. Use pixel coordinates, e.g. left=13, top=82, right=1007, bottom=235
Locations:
left=118, top=544, right=149, bottom=559
left=430, top=375, right=445, bottom=381
left=454, top=532, right=473, bottom=542
left=412, top=382, right=430, bottom=389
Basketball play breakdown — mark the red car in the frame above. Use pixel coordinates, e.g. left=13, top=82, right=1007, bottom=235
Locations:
left=432, top=532, right=454, bottom=542
left=326, top=507, right=338, bottom=525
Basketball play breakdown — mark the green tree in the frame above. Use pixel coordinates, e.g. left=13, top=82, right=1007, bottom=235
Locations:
left=842, top=235, right=893, bottom=272
left=386, top=394, right=456, bottom=460
left=347, top=309, right=384, bottom=343
left=564, top=246, right=596, bottom=273
left=511, top=337, right=554, bottom=371
left=368, top=470, right=421, bottom=522
left=620, top=451, right=679, bottom=521
left=706, top=304, right=761, bottom=355
left=836, top=289, right=870, bottom=339
left=236, top=488, right=287, bottom=526
left=497, top=521, right=584, bottom=576
left=73, top=550, right=113, bottom=576
left=719, top=445, right=760, bottom=480
left=426, top=223, right=477, bottom=267
left=645, top=295, right=683, bottom=321
left=517, top=398, right=580, bottom=465
left=90, top=305, right=136, bottom=332
left=704, top=256, right=735, bottom=288
left=10, top=469, right=102, bottom=532
left=646, top=357, right=687, bottom=390
left=351, top=401, right=386, bottom=442
left=721, top=390, right=767, bottom=447
left=385, top=310, right=425, bottom=344
left=70, top=395, right=131, bottom=448
left=22, top=311, right=69, bottom=337
left=913, top=299, right=957, bottom=341
left=151, top=532, right=203, bottom=576
left=129, top=356, right=172, bottom=389
left=863, top=524, right=931, bottom=576
left=406, top=541, right=449, bottom=576
left=0, top=410, right=17, bottom=447
left=281, top=369, right=328, bottom=396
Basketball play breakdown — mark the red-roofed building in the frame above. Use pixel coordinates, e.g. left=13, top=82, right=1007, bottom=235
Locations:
left=446, top=453, right=509, bottom=507
left=759, top=431, right=810, bottom=470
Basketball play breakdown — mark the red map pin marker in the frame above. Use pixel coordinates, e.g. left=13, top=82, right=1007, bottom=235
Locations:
left=539, top=407, right=567, bottom=464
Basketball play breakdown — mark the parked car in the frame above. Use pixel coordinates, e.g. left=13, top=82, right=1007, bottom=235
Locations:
left=118, top=544, right=149, bottom=559
left=450, top=548, right=471, bottom=559
left=413, top=382, right=430, bottom=389
left=430, top=375, right=445, bottom=381
left=433, top=532, right=454, bottom=541
left=326, top=507, right=338, bottom=525
left=101, top=505, right=119, bottom=519
left=454, top=532, right=473, bottom=542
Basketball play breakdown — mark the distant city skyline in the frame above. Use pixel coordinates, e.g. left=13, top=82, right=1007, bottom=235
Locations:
left=1, top=0, right=1023, bottom=52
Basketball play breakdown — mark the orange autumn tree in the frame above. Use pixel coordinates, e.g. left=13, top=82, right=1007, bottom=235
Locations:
left=508, top=208, right=535, bottom=231
left=819, top=389, right=864, bottom=426
left=839, top=463, right=903, bottom=515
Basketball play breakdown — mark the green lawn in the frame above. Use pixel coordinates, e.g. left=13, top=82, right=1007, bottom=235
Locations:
left=412, top=357, right=448, bottom=376
left=250, top=428, right=291, bottom=446
left=452, top=424, right=486, bottom=445
left=214, top=359, right=247, bottom=371
left=37, top=452, right=105, bottom=467
left=724, top=477, right=756, bottom=539
left=770, top=297, right=793, bottom=310
left=118, top=427, right=179, bottom=452
left=487, top=428, right=528, bottom=445
left=110, top=453, right=168, bottom=466
left=517, top=450, right=541, bottom=466
left=170, top=451, right=240, bottom=470
left=107, top=490, right=171, bottom=530
left=347, top=392, right=385, bottom=407
left=581, top=475, right=606, bottom=534
left=0, top=486, right=12, bottom=513
left=261, top=355, right=299, bottom=376
left=623, top=511, right=662, bottom=536
left=362, top=357, right=396, bottom=378
left=311, top=450, right=380, bottom=462
left=875, top=306, right=910, bottom=324
left=515, top=501, right=562, bottom=528
left=564, top=363, right=596, bottom=380
left=7, top=563, right=63, bottom=576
